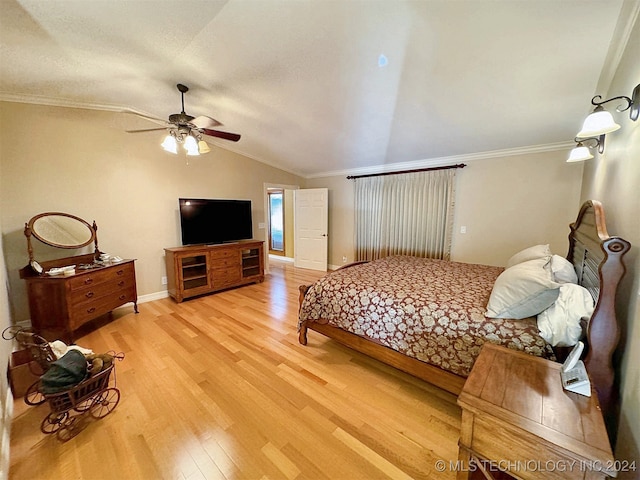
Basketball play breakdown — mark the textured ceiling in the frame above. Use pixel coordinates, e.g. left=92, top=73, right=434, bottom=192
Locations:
left=0, top=0, right=627, bottom=177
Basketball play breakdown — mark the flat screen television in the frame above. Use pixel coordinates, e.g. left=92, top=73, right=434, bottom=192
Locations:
left=179, top=198, right=253, bottom=246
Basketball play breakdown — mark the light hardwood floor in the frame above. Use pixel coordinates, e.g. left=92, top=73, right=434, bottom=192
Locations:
left=10, top=259, right=461, bottom=480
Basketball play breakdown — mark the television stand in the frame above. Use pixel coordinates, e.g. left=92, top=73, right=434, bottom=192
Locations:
left=164, top=240, right=264, bottom=302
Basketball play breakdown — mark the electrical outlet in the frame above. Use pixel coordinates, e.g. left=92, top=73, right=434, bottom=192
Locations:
left=161, top=276, right=167, bottom=285
left=460, top=226, right=467, bottom=234
left=342, top=256, right=347, bottom=263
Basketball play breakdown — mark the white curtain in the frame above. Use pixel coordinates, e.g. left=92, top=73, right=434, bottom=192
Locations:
left=354, top=169, right=457, bottom=261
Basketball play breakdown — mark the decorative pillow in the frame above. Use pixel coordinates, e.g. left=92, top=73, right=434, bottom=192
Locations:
left=550, top=254, right=578, bottom=284
left=486, top=256, right=560, bottom=319
left=537, top=283, right=594, bottom=346
left=506, top=244, right=551, bottom=269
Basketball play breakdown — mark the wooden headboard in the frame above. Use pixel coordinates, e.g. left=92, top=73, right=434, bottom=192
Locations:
left=567, top=200, right=630, bottom=422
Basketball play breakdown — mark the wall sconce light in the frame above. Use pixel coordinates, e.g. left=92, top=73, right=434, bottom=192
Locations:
left=567, top=137, right=601, bottom=163
left=577, top=83, right=640, bottom=138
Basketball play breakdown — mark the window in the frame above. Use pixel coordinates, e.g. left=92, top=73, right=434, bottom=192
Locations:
left=354, top=169, right=457, bottom=261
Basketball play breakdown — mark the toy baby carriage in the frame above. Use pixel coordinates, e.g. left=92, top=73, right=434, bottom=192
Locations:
left=2, top=327, right=56, bottom=406
left=3, top=326, right=123, bottom=441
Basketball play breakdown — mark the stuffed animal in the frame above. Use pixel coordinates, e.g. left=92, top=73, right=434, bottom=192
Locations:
left=85, top=353, right=115, bottom=376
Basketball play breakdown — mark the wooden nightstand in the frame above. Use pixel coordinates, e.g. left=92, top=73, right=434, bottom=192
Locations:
left=456, top=343, right=616, bottom=480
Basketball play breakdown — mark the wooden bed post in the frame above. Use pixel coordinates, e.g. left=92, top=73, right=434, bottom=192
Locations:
left=298, top=285, right=310, bottom=345
left=585, top=236, right=630, bottom=430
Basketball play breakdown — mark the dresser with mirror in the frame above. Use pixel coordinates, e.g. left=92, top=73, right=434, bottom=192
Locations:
left=19, top=212, right=138, bottom=343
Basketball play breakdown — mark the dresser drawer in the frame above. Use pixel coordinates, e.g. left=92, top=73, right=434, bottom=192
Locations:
left=209, top=256, right=239, bottom=269
left=69, top=273, right=136, bottom=308
left=209, top=248, right=238, bottom=260
left=212, top=266, right=241, bottom=287
left=69, top=286, right=136, bottom=330
left=69, top=263, right=134, bottom=291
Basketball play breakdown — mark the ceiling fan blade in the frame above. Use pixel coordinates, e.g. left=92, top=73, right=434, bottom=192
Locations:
left=192, top=115, right=223, bottom=129
left=125, top=127, right=168, bottom=133
left=202, top=129, right=241, bottom=142
left=123, top=109, right=168, bottom=127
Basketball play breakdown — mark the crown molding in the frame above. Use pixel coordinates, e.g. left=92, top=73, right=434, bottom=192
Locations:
left=305, top=141, right=575, bottom=179
left=0, top=92, right=574, bottom=180
left=0, top=92, right=309, bottom=177
left=0, top=91, right=131, bottom=112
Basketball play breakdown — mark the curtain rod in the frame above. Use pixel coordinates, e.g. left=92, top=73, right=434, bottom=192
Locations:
left=346, top=163, right=466, bottom=180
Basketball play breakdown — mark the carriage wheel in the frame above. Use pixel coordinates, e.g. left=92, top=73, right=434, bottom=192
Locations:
left=74, top=398, right=94, bottom=413
left=24, top=381, right=45, bottom=406
left=2, top=325, right=24, bottom=340
left=40, top=412, right=69, bottom=434
left=56, top=417, right=81, bottom=442
left=90, top=388, right=120, bottom=418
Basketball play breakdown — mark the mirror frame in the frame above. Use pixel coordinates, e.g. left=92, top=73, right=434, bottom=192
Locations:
left=24, top=212, right=99, bottom=264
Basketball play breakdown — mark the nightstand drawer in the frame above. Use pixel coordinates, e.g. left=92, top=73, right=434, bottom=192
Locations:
left=470, top=416, right=590, bottom=480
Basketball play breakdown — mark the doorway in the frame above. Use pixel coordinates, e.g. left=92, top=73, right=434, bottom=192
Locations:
left=268, top=189, right=285, bottom=256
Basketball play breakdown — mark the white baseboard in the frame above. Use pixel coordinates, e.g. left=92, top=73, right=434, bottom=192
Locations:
left=111, top=290, right=169, bottom=313
left=269, top=254, right=294, bottom=263
left=137, top=290, right=170, bottom=303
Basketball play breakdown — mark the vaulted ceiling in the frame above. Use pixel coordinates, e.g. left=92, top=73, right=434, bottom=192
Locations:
left=0, top=0, right=629, bottom=177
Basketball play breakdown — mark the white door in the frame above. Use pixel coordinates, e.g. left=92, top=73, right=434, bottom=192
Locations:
left=294, top=188, right=328, bottom=271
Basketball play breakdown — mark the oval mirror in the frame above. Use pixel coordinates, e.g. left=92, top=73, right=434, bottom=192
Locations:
left=27, top=212, right=95, bottom=249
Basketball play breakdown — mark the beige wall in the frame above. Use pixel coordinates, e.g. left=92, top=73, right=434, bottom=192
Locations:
left=0, top=102, right=304, bottom=323
left=579, top=17, right=639, bottom=473
left=307, top=150, right=583, bottom=268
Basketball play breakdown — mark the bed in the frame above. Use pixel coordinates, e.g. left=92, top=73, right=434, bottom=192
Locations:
left=297, top=200, right=630, bottom=420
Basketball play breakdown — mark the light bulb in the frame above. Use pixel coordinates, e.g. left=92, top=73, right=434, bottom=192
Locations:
left=567, top=145, right=593, bottom=163
left=577, top=108, right=621, bottom=138
left=184, top=135, right=199, bottom=156
left=197, top=140, right=211, bottom=154
left=161, top=135, right=177, bottom=154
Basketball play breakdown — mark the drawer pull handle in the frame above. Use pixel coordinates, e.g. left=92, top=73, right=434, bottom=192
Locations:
left=118, top=281, right=125, bottom=287
left=84, top=278, right=94, bottom=285
left=87, top=307, right=96, bottom=314
left=119, top=294, right=126, bottom=300
left=117, top=270, right=125, bottom=276
left=85, top=292, right=94, bottom=298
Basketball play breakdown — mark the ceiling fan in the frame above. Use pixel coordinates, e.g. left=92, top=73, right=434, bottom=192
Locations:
left=126, top=84, right=241, bottom=155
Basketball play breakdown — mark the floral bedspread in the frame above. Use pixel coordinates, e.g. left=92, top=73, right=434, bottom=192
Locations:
left=299, top=256, right=554, bottom=377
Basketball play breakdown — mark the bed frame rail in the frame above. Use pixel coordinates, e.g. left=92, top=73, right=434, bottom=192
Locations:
left=298, top=200, right=630, bottom=429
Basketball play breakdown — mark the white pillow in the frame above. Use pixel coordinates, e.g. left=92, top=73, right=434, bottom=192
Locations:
left=506, top=244, right=551, bottom=269
left=486, top=256, right=560, bottom=319
left=537, top=284, right=594, bottom=347
left=550, top=254, right=578, bottom=284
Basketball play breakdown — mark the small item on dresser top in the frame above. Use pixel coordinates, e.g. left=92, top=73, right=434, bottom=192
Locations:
left=30, top=260, right=43, bottom=274
left=47, top=265, right=76, bottom=276
left=560, top=341, right=591, bottom=396
left=111, top=255, right=123, bottom=263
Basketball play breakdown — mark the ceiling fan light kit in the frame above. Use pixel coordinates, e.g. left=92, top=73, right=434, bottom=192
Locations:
left=128, top=83, right=241, bottom=157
